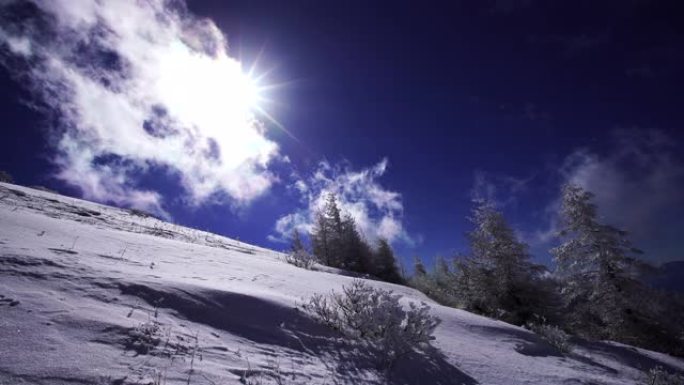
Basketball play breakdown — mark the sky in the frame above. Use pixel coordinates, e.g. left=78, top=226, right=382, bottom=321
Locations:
left=1, top=0, right=683, bottom=269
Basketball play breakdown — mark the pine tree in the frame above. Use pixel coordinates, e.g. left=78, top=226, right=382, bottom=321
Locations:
left=372, top=238, right=403, bottom=283
left=409, top=256, right=440, bottom=302
left=430, top=256, right=460, bottom=306
left=408, top=256, right=460, bottom=306
left=310, top=194, right=372, bottom=273
left=340, top=213, right=367, bottom=272
left=290, top=229, right=305, bottom=253
left=552, top=184, right=662, bottom=344
left=311, top=194, right=343, bottom=266
left=286, top=228, right=316, bottom=269
left=413, top=257, right=427, bottom=277
left=455, top=200, right=550, bottom=324
left=0, top=170, right=13, bottom=183
left=311, top=211, right=332, bottom=265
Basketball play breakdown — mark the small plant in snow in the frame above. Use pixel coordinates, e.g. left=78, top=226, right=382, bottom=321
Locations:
left=527, top=322, right=573, bottom=354
left=646, top=366, right=684, bottom=385
left=127, top=320, right=163, bottom=355
left=302, top=279, right=440, bottom=367
left=285, top=249, right=316, bottom=269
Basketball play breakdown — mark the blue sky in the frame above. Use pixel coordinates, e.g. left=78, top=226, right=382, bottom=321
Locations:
left=1, top=0, right=683, bottom=269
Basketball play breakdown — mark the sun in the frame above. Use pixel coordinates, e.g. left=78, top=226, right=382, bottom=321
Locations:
left=224, top=63, right=264, bottom=117
left=237, top=72, right=261, bottom=112
left=237, top=61, right=296, bottom=140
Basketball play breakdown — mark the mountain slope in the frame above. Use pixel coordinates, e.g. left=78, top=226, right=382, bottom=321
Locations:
left=1, top=182, right=682, bottom=385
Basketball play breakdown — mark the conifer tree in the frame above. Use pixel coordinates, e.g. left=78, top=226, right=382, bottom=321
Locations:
left=290, top=229, right=305, bottom=253
left=311, top=194, right=343, bottom=266
left=0, top=170, right=13, bottom=183
left=455, top=200, right=550, bottom=324
left=372, top=238, right=403, bottom=283
left=311, top=211, right=331, bottom=265
left=340, top=213, right=367, bottom=272
left=410, top=256, right=439, bottom=302
left=310, top=194, right=372, bottom=273
left=413, top=257, right=427, bottom=277
left=551, top=184, right=674, bottom=348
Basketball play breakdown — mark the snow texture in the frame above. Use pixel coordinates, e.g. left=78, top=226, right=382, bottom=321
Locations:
left=1, top=182, right=683, bottom=384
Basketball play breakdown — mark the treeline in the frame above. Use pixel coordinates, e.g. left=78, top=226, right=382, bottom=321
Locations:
left=411, top=184, right=684, bottom=357
left=290, top=194, right=403, bottom=284
left=289, top=185, right=684, bottom=357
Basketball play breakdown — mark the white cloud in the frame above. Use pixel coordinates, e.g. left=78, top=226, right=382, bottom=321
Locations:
left=272, top=159, right=414, bottom=246
left=561, top=129, right=683, bottom=236
left=0, top=0, right=280, bottom=214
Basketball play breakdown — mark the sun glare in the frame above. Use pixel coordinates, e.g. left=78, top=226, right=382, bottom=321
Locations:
left=236, top=70, right=261, bottom=112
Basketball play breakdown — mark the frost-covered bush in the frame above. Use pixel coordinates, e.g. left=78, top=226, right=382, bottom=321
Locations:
left=527, top=322, right=572, bottom=354
left=285, top=249, right=316, bottom=269
left=303, top=279, right=440, bottom=366
left=126, top=320, right=163, bottom=355
left=646, top=366, right=684, bottom=385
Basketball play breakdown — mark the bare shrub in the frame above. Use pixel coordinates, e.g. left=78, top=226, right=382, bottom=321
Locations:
left=302, top=279, right=440, bottom=367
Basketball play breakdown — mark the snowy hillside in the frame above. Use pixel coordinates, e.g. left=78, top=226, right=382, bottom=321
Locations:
left=1, top=182, right=683, bottom=385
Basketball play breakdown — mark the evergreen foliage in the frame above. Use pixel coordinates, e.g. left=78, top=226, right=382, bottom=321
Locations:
left=527, top=322, right=573, bottom=354
left=340, top=213, right=371, bottom=272
left=371, top=238, right=403, bottom=284
left=0, top=170, right=13, bottom=183
left=403, top=184, right=684, bottom=357
left=310, top=194, right=403, bottom=281
left=290, top=229, right=305, bottom=254
left=413, top=257, right=427, bottom=277
left=408, top=256, right=460, bottom=306
left=454, top=200, right=555, bottom=324
left=553, top=184, right=682, bottom=354
left=311, top=194, right=341, bottom=267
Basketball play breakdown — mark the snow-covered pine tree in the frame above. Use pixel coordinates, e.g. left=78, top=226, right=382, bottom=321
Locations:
left=455, top=200, right=550, bottom=324
left=408, top=256, right=460, bottom=306
left=430, top=256, right=459, bottom=305
left=409, top=257, right=440, bottom=302
left=551, top=184, right=674, bottom=349
left=286, top=229, right=316, bottom=269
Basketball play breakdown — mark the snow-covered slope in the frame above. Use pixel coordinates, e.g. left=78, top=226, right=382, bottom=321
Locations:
left=1, top=182, right=682, bottom=385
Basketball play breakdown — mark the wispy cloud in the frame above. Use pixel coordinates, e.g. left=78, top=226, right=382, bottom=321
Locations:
left=471, top=170, right=534, bottom=206
left=0, top=0, right=280, bottom=215
left=562, top=130, right=683, bottom=234
left=467, top=130, right=684, bottom=265
left=536, top=129, right=684, bottom=263
left=270, top=159, right=414, bottom=246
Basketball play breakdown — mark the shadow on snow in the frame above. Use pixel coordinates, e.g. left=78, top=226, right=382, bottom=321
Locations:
left=118, top=281, right=478, bottom=384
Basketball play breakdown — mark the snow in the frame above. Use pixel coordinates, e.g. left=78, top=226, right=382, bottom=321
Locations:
left=1, top=182, right=682, bottom=385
